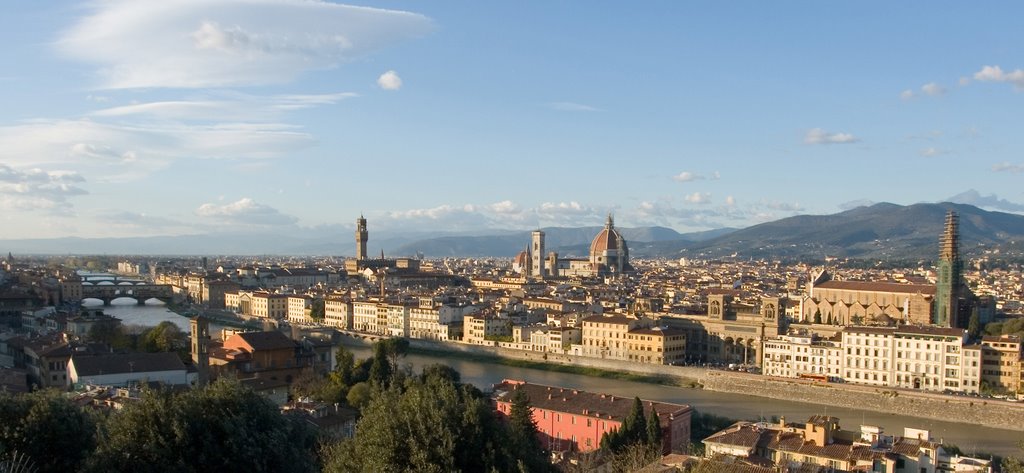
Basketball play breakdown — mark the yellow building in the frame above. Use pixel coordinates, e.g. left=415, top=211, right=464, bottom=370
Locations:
left=981, top=335, right=1022, bottom=395
left=625, top=326, right=686, bottom=365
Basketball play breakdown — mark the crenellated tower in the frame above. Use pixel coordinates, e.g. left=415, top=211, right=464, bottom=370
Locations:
left=356, top=215, right=368, bottom=261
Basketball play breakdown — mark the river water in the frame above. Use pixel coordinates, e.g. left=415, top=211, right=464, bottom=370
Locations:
left=80, top=299, right=227, bottom=337
left=346, top=347, right=1023, bottom=458
left=82, top=297, right=1021, bottom=458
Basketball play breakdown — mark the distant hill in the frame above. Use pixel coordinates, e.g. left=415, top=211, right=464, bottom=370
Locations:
left=4, top=202, right=1020, bottom=259
left=392, top=226, right=712, bottom=257
left=637, top=202, right=1024, bottom=261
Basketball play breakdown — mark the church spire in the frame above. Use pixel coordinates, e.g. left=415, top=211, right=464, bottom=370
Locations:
left=605, top=213, right=614, bottom=229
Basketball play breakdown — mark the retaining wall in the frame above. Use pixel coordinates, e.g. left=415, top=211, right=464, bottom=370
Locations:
left=335, top=332, right=1024, bottom=431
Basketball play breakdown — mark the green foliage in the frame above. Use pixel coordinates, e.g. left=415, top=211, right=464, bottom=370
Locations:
left=1003, top=440, right=1024, bottom=473
left=967, top=308, right=981, bottom=338
left=984, top=318, right=1024, bottom=338
left=0, top=450, right=38, bottom=473
left=323, top=370, right=525, bottom=472
left=646, top=407, right=662, bottom=448
left=813, top=309, right=822, bottom=324
left=309, top=299, right=325, bottom=321
left=86, top=318, right=131, bottom=350
left=0, top=390, right=96, bottom=473
left=89, top=379, right=316, bottom=473
left=138, top=321, right=184, bottom=353
left=345, top=382, right=372, bottom=410
left=506, top=388, right=552, bottom=473
left=368, top=343, right=393, bottom=387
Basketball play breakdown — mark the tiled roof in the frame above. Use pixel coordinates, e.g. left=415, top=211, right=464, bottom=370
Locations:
left=71, top=352, right=185, bottom=376
left=491, top=380, right=690, bottom=425
left=234, top=331, right=297, bottom=351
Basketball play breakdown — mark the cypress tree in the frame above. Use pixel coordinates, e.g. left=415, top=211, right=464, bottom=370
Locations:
left=646, top=406, right=662, bottom=449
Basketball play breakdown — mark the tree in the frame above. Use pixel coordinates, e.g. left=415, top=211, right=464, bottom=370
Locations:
left=345, top=382, right=373, bottom=410
left=87, top=318, right=131, bottom=349
left=506, top=387, right=551, bottom=472
left=368, top=343, right=393, bottom=387
left=813, top=309, right=822, bottom=325
left=646, top=406, right=662, bottom=449
left=139, top=321, right=184, bottom=353
left=309, top=299, right=325, bottom=322
left=967, top=308, right=980, bottom=339
left=323, top=372, right=519, bottom=472
left=89, top=379, right=316, bottom=473
left=0, top=390, right=96, bottom=473
left=1003, top=440, right=1024, bottom=473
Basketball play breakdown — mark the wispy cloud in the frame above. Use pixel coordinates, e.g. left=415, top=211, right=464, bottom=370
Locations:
left=90, top=92, right=357, bottom=121
left=946, top=189, right=1024, bottom=213
left=196, top=198, right=298, bottom=225
left=684, top=192, right=711, bottom=204
left=0, top=164, right=87, bottom=215
left=804, top=128, right=859, bottom=145
left=672, top=171, right=702, bottom=182
left=921, top=82, right=946, bottom=96
left=547, top=102, right=601, bottom=112
left=919, top=147, right=946, bottom=157
left=56, top=0, right=434, bottom=89
left=992, top=162, right=1024, bottom=174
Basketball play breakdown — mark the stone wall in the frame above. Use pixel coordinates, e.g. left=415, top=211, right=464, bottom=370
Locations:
left=334, top=332, right=1024, bottom=431
left=701, top=370, right=1024, bottom=431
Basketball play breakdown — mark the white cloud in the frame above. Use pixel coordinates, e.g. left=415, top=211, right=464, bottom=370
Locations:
left=921, top=82, right=946, bottom=96
left=377, top=70, right=402, bottom=90
left=90, top=92, right=357, bottom=121
left=992, top=162, right=1024, bottom=174
left=958, top=77, right=971, bottom=86
left=946, top=189, right=1024, bottom=213
left=195, top=197, right=297, bottom=225
left=900, top=89, right=915, bottom=100
left=672, top=171, right=704, bottom=182
left=919, top=147, right=945, bottom=157
left=684, top=192, right=711, bottom=204
left=973, top=65, right=1024, bottom=90
left=725, top=195, right=736, bottom=206
left=548, top=102, right=601, bottom=112
left=804, top=128, right=859, bottom=145
left=0, top=164, right=87, bottom=214
left=488, top=200, right=521, bottom=214
left=56, top=0, right=434, bottom=89
left=838, top=199, right=875, bottom=211
left=0, top=119, right=314, bottom=183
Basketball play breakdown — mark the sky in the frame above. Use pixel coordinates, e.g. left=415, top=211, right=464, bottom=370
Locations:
left=1, top=1, right=1023, bottom=240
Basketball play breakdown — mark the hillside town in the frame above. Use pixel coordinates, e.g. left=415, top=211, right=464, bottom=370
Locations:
left=1, top=211, right=1023, bottom=471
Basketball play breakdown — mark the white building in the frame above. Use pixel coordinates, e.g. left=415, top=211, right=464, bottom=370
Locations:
left=69, top=352, right=190, bottom=388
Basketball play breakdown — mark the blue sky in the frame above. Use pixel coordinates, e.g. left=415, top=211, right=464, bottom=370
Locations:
left=1, top=1, right=1022, bottom=239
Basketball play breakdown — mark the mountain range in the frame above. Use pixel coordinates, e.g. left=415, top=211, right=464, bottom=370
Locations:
left=3, top=202, right=1023, bottom=260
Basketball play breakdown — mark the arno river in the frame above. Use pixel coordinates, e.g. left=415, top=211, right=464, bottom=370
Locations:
left=89, top=303, right=1023, bottom=458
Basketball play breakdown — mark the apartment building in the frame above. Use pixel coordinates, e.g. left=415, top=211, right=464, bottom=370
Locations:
left=625, top=326, right=686, bottom=365
left=579, top=314, right=653, bottom=360
left=981, top=335, right=1022, bottom=394
left=286, top=295, right=313, bottom=325
left=841, top=327, right=894, bottom=387
left=762, top=333, right=842, bottom=379
left=324, top=295, right=352, bottom=329
left=893, top=326, right=971, bottom=393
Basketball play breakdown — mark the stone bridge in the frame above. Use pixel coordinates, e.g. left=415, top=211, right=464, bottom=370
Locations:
left=81, top=282, right=173, bottom=305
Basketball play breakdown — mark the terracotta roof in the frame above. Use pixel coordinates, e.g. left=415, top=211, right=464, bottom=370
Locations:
left=491, top=380, right=690, bottom=425
left=895, top=325, right=966, bottom=338
left=590, top=228, right=620, bottom=254
left=234, top=331, right=297, bottom=351
left=71, top=352, right=185, bottom=377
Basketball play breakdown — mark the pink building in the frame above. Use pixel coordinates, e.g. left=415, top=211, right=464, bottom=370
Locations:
left=491, top=379, right=692, bottom=454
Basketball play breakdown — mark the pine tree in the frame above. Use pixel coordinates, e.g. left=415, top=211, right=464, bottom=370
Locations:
left=623, top=397, right=647, bottom=444
left=813, top=309, right=822, bottom=324
left=646, top=406, right=662, bottom=450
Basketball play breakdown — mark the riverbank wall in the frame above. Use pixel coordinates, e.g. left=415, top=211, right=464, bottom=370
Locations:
left=334, top=332, right=1024, bottom=431
left=701, top=370, right=1024, bottom=432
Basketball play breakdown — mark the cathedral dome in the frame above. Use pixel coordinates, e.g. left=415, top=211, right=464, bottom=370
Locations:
left=589, top=214, right=628, bottom=260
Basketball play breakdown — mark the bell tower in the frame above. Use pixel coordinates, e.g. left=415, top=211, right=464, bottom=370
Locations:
left=531, top=230, right=545, bottom=278
left=355, top=215, right=368, bottom=261
left=935, top=210, right=962, bottom=327
left=190, top=316, right=210, bottom=387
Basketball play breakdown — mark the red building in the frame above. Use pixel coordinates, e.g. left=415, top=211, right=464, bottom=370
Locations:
left=491, top=379, right=692, bottom=454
